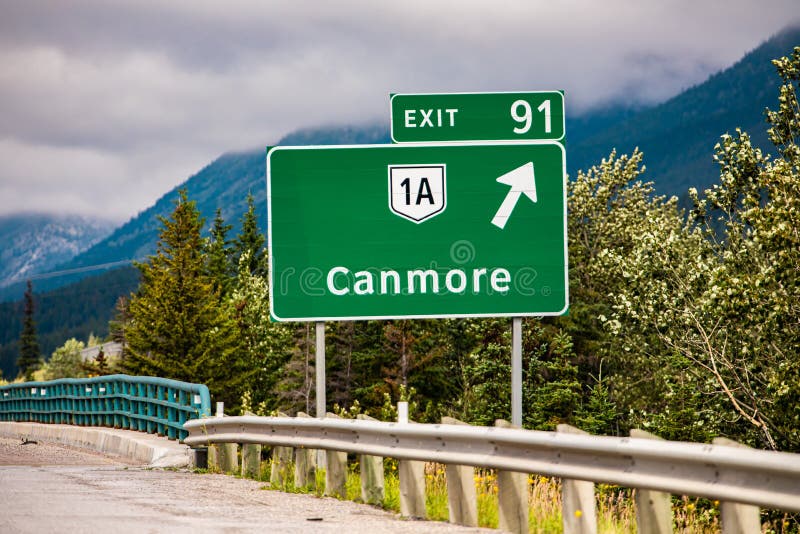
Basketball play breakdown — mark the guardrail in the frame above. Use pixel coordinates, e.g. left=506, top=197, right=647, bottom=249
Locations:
left=184, top=414, right=800, bottom=532
left=0, top=374, right=211, bottom=440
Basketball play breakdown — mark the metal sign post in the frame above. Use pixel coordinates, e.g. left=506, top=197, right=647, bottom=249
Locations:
left=315, top=321, right=325, bottom=418
left=511, top=317, right=522, bottom=427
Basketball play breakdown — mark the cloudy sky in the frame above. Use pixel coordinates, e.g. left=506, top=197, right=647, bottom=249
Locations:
left=0, top=1, right=797, bottom=224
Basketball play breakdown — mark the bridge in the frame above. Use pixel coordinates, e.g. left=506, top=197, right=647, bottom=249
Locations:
left=0, top=376, right=488, bottom=533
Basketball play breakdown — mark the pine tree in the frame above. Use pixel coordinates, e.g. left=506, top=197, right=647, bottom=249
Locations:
left=206, top=208, right=234, bottom=297
left=232, top=193, right=266, bottom=277
left=123, top=189, right=243, bottom=409
left=17, top=280, right=42, bottom=380
left=93, top=348, right=109, bottom=375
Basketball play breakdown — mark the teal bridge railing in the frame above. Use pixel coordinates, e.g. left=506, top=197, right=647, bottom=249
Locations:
left=0, top=375, right=211, bottom=441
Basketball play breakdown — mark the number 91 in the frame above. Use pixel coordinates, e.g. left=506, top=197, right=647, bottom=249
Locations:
left=511, top=99, right=551, bottom=135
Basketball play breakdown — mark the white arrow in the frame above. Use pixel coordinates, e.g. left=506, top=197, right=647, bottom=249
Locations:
left=490, top=162, right=537, bottom=229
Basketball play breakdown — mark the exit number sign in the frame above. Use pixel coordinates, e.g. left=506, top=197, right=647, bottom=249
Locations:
left=390, top=91, right=564, bottom=143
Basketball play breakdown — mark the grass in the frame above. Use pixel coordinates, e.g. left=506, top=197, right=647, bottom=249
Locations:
left=528, top=475, right=563, bottom=533
left=424, top=463, right=449, bottom=521
left=383, top=462, right=400, bottom=511
left=475, top=469, right=499, bottom=528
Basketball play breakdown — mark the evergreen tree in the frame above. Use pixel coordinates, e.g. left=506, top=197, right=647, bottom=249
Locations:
left=462, top=318, right=512, bottom=426
left=89, top=347, right=110, bottom=376
left=330, top=320, right=387, bottom=412
left=232, top=193, right=267, bottom=277
left=327, top=321, right=357, bottom=410
left=17, top=281, right=42, bottom=380
left=206, top=208, right=234, bottom=297
left=123, top=189, right=243, bottom=409
left=439, top=318, right=479, bottom=415
left=521, top=322, right=582, bottom=431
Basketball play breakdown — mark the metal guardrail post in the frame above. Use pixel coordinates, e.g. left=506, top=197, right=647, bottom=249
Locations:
left=270, top=445, right=293, bottom=488
left=208, top=402, right=238, bottom=474
left=399, top=455, right=426, bottom=519
left=324, top=413, right=347, bottom=498
left=215, top=443, right=239, bottom=474
left=242, top=443, right=262, bottom=479
left=397, top=401, right=426, bottom=519
left=269, top=411, right=293, bottom=489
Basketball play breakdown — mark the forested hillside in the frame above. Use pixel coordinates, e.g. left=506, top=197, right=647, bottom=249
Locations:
left=0, top=266, right=138, bottom=378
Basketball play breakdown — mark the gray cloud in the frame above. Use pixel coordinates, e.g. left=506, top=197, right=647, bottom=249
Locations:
left=0, top=0, right=797, bottom=222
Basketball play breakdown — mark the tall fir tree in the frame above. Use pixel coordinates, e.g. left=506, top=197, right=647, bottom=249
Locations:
left=17, top=280, right=42, bottom=380
left=232, top=193, right=267, bottom=277
left=123, top=189, right=244, bottom=409
left=206, top=208, right=234, bottom=297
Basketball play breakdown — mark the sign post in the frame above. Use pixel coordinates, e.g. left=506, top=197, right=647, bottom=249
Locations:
left=315, top=321, right=325, bottom=418
left=511, top=317, right=523, bottom=426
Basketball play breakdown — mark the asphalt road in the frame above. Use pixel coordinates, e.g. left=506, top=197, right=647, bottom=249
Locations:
left=0, top=437, right=492, bottom=534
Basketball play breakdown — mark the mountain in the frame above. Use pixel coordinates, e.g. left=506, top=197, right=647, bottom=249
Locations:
left=54, top=122, right=389, bottom=273
left=0, top=123, right=391, bottom=303
left=0, top=214, right=113, bottom=290
left=568, top=25, right=800, bottom=199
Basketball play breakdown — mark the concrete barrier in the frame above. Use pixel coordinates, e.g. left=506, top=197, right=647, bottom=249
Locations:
left=0, top=422, right=192, bottom=467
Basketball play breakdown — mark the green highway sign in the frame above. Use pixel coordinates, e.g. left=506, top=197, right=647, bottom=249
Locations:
left=390, top=91, right=564, bottom=143
left=267, top=142, right=567, bottom=321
